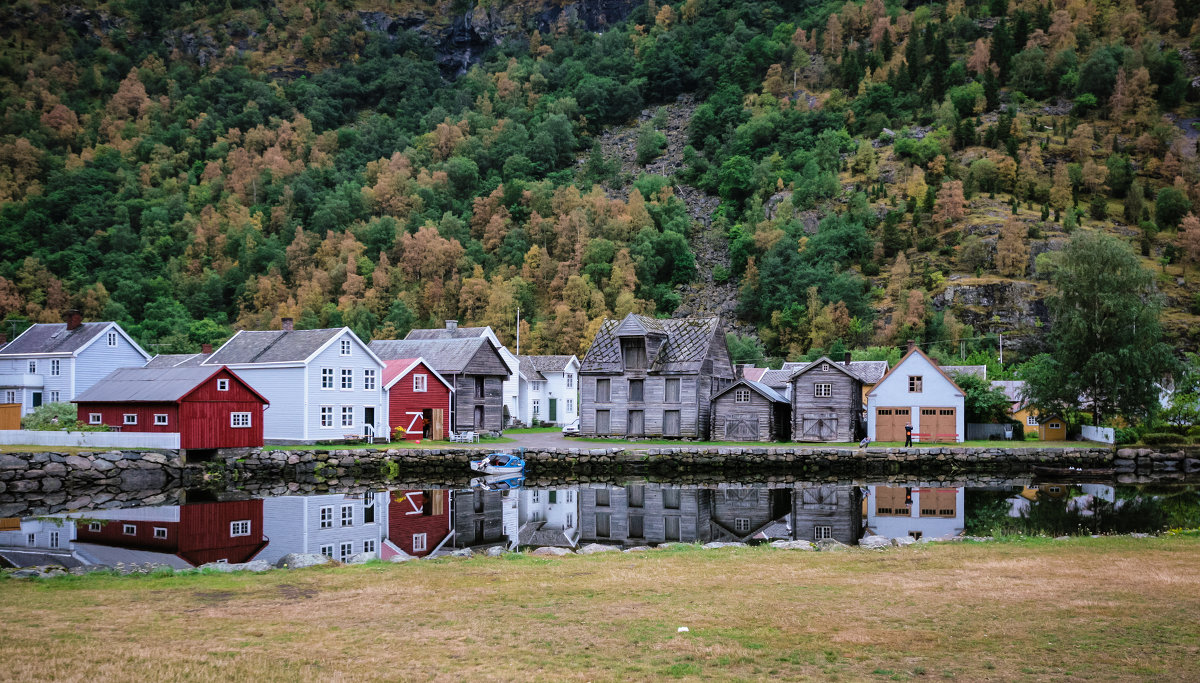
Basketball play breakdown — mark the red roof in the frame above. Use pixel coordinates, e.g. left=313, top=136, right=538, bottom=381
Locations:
left=382, top=358, right=420, bottom=387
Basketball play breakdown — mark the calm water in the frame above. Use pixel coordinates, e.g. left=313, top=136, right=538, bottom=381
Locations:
left=2, top=479, right=1197, bottom=569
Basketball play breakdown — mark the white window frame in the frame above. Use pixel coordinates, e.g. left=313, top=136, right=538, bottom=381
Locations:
left=413, top=533, right=427, bottom=552
left=49, top=530, right=59, bottom=548
left=216, top=379, right=230, bottom=391
left=908, top=376, right=923, bottom=393
left=821, top=363, right=830, bottom=372
left=230, top=412, right=252, bottom=428
left=107, top=331, right=117, bottom=347
left=532, top=399, right=540, bottom=416
left=88, top=522, right=101, bottom=532
left=28, top=360, right=36, bottom=374
left=123, top=524, right=136, bottom=535
left=815, top=383, right=832, bottom=398
left=27, top=533, right=35, bottom=546
left=4, top=390, right=14, bottom=403
left=341, top=368, right=353, bottom=390
left=735, top=389, right=751, bottom=403
left=363, top=539, right=376, bottom=555
left=49, top=391, right=60, bottom=403
left=321, top=368, right=334, bottom=389
left=153, top=527, right=168, bottom=539
left=567, top=398, right=574, bottom=413
left=339, top=542, right=353, bottom=562
left=341, top=505, right=354, bottom=527
left=320, top=544, right=334, bottom=558
left=341, top=406, right=354, bottom=428
left=340, top=339, right=352, bottom=356
left=50, top=359, right=60, bottom=376
left=123, top=414, right=138, bottom=425
left=230, top=520, right=251, bottom=537
left=153, top=414, right=169, bottom=426
left=320, top=406, right=333, bottom=427
left=566, top=374, right=574, bottom=388
left=1027, top=415, right=1038, bottom=426
left=1049, top=422, right=1062, bottom=429
left=413, top=374, right=427, bottom=392
left=735, top=518, right=751, bottom=532
left=364, top=369, right=376, bottom=390
left=319, top=506, right=334, bottom=529
left=815, top=525, right=833, bottom=540
left=532, top=381, right=544, bottom=392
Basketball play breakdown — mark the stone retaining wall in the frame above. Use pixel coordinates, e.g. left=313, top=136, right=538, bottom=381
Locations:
left=0, top=450, right=184, bottom=517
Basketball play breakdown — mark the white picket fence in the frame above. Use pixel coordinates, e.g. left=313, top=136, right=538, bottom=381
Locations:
left=1080, top=425, right=1115, bottom=444
left=0, top=430, right=179, bottom=449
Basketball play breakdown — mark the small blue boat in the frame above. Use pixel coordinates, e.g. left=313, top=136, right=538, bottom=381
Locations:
left=469, top=451, right=526, bottom=475
left=469, top=473, right=526, bottom=491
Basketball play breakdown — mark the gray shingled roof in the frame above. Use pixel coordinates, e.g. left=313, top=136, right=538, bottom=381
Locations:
left=526, top=355, right=575, bottom=373
left=991, top=380, right=1026, bottom=403
left=204, top=329, right=343, bottom=365
left=760, top=369, right=794, bottom=388
left=370, top=338, right=497, bottom=374
left=713, top=379, right=789, bottom=404
left=73, top=367, right=224, bottom=403
left=0, top=322, right=114, bottom=356
left=849, top=360, right=889, bottom=384
left=518, top=521, right=576, bottom=548
left=517, top=356, right=545, bottom=381
left=405, top=326, right=490, bottom=340
left=942, top=365, right=988, bottom=380
left=144, top=353, right=211, bottom=368
left=580, top=314, right=722, bottom=374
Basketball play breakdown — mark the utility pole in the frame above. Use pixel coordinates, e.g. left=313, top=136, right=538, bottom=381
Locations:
left=998, top=332, right=1003, bottom=367
left=515, top=308, right=520, bottom=355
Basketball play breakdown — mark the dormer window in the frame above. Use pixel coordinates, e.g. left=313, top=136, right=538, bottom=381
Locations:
left=821, top=363, right=830, bottom=372
left=621, top=339, right=647, bottom=369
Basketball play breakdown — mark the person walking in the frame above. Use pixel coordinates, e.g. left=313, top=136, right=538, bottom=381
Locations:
left=904, top=422, right=913, bottom=447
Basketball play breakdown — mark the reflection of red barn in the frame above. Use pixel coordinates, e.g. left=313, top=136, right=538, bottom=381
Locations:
left=382, top=359, right=453, bottom=441
left=384, top=490, right=451, bottom=558
left=73, top=500, right=267, bottom=566
left=73, top=366, right=268, bottom=450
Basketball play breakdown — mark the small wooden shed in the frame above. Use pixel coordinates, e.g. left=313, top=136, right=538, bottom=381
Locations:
left=790, top=356, right=864, bottom=442
left=710, top=379, right=791, bottom=442
left=382, top=358, right=453, bottom=441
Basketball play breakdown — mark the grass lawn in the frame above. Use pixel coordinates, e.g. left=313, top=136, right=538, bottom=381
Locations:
left=1, top=535, right=1197, bottom=680
left=573, top=437, right=1099, bottom=449
left=271, top=436, right=515, bottom=451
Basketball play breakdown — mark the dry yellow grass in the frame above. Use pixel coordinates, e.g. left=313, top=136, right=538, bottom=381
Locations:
left=3, top=536, right=1199, bottom=681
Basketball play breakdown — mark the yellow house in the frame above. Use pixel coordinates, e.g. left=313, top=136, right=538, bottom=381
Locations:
left=991, top=380, right=1065, bottom=441
left=1037, top=415, right=1067, bottom=441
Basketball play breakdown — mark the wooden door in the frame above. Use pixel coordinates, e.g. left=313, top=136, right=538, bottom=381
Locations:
left=596, top=410, right=610, bottom=434
left=548, top=398, right=557, bottom=422
left=800, top=415, right=838, bottom=441
left=920, top=407, right=956, bottom=440
left=627, top=410, right=644, bottom=436
left=875, top=407, right=910, bottom=442
left=431, top=409, right=444, bottom=440
left=473, top=405, right=484, bottom=430
left=724, top=414, right=757, bottom=441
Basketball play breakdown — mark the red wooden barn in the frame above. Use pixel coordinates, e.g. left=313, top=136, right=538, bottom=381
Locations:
left=382, top=358, right=453, bottom=441
left=73, top=500, right=267, bottom=566
left=72, top=366, right=268, bottom=449
left=383, top=490, right=451, bottom=558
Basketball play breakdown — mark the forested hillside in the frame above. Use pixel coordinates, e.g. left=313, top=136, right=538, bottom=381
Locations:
left=1, top=0, right=1198, bottom=369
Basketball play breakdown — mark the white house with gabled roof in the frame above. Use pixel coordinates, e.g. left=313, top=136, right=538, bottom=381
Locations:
left=866, top=343, right=965, bottom=443
left=201, top=319, right=386, bottom=443
left=517, top=355, right=580, bottom=426
left=0, top=312, right=150, bottom=415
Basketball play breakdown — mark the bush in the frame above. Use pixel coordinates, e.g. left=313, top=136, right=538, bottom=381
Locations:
left=1141, top=432, right=1187, bottom=446
left=20, top=402, right=108, bottom=431
left=635, top=124, right=668, bottom=166
left=1115, top=427, right=1141, bottom=445
left=1188, top=426, right=1200, bottom=437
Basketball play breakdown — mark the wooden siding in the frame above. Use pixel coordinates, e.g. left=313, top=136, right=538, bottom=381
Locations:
left=578, top=486, right=712, bottom=546
left=75, top=402, right=180, bottom=435
left=177, top=500, right=266, bottom=565
left=581, top=375, right=704, bottom=438
left=710, top=390, right=780, bottom=442
left=451, top=489, right=506, bottom=546
left=387, top=490, right=451, bottom=557
left=75, top=518, right=179, bottom=551
left=709, top=488, right=789, bottom=537
left=791, top=363, right=862, bottom=442
left=791, top=485, right=862, bottom=545
left=387, top=362, right=452, bottom=439
left=451, top=374, right=504, bottom=431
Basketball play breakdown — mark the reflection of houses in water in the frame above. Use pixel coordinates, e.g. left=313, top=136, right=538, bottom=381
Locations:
left=450, top=489, right=515, bottom=549
left=790, top=485, right=863, bottom=545
left=579, top=484, right=713, bottom=547
left=260, top=492, right=389, bottom=564
left=0, top=517, right=81, bottom=568
left=708, top=487, right=791, bottom=541
left=865, top=486, right=964, bottom=540
left=385, top=490, right=451, bottom=558
left=518, top=488, right=580, bottom=549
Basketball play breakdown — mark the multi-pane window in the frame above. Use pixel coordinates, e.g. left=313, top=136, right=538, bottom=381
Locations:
left=814, top=526, right=833, bottom=540
left=152, top=527, right=167, bottom=539
left=49, top=531, right=59, bottom=548
left=229, top=521, right=251, bottom=537
left=107, top=332, right=117, bottom=346
left=341, top=406, right=354, bottom=427
left=735, top=389, right=751, bottom=403
left=88, top=523, right=101, bottom=532
left=320, top=406, right=333, bottom=427
left=413, top=533, right=427, bottom=552
left=814, top=383, right=832, bottom=398
left=217, top=379, right=229, bottom=391
left=27, top=533, right=35, bottom=546
left=566, top=374, right=574, bottom=388
left=567, top=399, right=574, bottom=413
left=123, top=414, right=137, bottom=425
left=154, top=414, right=169, bottom=425
left=908, top=376, right=923, bottom=392
left=28, top=360, right=36, bottom=373
left=321, top=368, right=334, bottom=389
left=319, top=506, right=334, bottom=529
left=320, top=544, right=334, bottom=558
left=230, top=412, right=251, bottom=428
left=341, top=505, right=354, bottom=527
left=341, top=369, right=353, bottom=389
left=363, top=539, right=376, bottom=555
left=532, top=381, right=544, bottom=392
left=123, top=524, right=137, bottom=535
left=363, top=369, right=376, bottom=390
left=413, top=374, right=427, bottom=392
left=4, top=390, right=14, bottom=403
left=340, top=339, right=351, bottom=356
left=49, top=391, right=60, bottom=403
left=1027, top=415, right=1038, bottom=426
left=50, top=360, right=60, bottom=376
left=734, top=518, right=751, bottom=532
left=532, top=399, right=540, bottom=417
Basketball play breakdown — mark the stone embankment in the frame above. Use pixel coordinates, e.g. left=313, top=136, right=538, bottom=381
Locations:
left=0, top=450, right=183, bottom=518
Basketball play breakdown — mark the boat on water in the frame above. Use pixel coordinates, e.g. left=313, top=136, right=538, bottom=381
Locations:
left=469, top=473, right=526, bottom=491
left=469, top=451, right=526, bottom=475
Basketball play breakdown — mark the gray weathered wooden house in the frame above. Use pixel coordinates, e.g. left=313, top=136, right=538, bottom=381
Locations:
left=709, top=380, right=791, bottom=442
left=579, top=314, right=735, bottom=439
left=791, top=484, right=863, bottom=544
left=450, top=489, right=508, bottom=548
left=578, top=484, right=713, bottom=546
left=370, top=337, right=509, bottom=433
left=790, top=355, right=864, bottom=442
left=707, top=487, right=792, bottom=540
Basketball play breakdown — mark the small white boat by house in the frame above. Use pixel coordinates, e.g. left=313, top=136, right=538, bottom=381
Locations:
left=469, top=452, right=526, bottom=476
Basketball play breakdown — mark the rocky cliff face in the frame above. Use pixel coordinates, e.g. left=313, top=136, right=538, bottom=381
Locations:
left=359, top=0, right=640, bottom=73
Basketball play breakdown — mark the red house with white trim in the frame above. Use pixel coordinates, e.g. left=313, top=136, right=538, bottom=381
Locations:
left=73, top=500, right=268, bottom=566
left=382, top=358, right=453, bottom=441
left=383, top=489, right=451, bottom=558
left=73, top=366, right=268, bottom=450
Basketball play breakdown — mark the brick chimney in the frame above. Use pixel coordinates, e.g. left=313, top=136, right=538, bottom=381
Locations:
left=445, top=320, right=458, bottom=330
left=65, top=309, right=82, bottom=331
left=907, top=339, right=916, bottom=353
left=844, top=351, right=852, bottom=367
left=201, top=343, right=213, bottom=354
left=281, top=317, right=294, bottom=332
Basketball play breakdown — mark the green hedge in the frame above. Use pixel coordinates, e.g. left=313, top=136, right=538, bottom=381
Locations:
left=1140, top=432, right=1188, bottom=446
